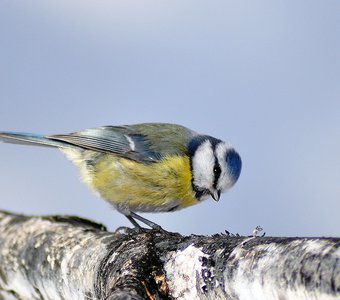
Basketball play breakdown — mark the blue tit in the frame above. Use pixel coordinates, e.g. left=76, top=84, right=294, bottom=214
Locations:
left=0, top=123, right=241, bottom=230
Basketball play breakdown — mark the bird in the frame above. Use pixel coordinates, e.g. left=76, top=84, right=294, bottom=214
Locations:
left=0, top=123, right=242, bottom=230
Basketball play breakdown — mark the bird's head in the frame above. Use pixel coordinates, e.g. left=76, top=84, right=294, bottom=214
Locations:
left=188, top=136, right=241, bottom=201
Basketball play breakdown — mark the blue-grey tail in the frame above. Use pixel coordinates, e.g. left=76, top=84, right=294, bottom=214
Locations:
left=0, top=132, right=72, bottom=148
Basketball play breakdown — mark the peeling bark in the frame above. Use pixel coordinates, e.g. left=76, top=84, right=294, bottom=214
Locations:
left=0, top=210, right=339, bottom=300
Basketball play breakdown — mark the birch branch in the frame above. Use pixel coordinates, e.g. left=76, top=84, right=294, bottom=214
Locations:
left=0, top=210, right=339, bottom=300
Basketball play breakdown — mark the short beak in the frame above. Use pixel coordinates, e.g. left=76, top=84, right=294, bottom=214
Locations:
left=211, top=190, right=221, bottom=202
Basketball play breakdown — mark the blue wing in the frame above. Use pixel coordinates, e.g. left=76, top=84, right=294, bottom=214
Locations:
left=1, top=124, right=196, bottom=164
left=48, top=126, right=163, bottom=163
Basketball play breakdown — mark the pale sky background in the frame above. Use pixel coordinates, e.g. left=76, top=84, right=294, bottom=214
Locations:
left=0, top=1, right=339, bottom=236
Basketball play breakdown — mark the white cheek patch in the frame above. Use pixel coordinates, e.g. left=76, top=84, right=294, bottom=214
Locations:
left=215, top=142, right=234, bottom=191
left=192, top=140, right=215, bottom=190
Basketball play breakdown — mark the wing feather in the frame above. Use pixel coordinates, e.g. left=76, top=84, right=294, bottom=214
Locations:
left=46, top=124, right=196, bottom=164
left=47, top=127, right=160, bottom=163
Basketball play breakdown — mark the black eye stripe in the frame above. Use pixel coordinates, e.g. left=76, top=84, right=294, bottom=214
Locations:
left=213, top=159, right=221, bottom=189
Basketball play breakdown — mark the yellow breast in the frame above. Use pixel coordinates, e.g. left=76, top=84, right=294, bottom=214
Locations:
left=86, top=153, right=198, bottom=212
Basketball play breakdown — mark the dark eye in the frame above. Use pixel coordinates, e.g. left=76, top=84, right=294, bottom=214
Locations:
left=213, top=164, right=222, bottom=188
left=213, top=165, right=221, bottom=176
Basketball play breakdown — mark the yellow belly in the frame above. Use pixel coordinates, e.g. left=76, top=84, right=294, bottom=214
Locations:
left=86, top=153, right=198, bottom=212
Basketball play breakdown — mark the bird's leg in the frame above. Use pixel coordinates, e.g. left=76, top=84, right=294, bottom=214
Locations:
left=113, top=216, right=145, bottom=234
left=127, top=212, right=164, bottom=231
left=125, top=215, right=142, bottom=229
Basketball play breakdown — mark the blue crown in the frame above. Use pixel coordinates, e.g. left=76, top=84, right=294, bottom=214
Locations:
left=225, top=149, right=242, bottom=182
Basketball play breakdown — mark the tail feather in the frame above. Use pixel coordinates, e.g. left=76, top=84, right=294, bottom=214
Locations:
left=0, top=132, right=73, bottom=148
